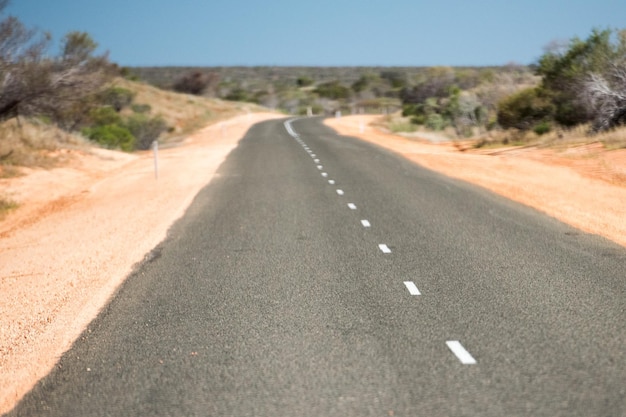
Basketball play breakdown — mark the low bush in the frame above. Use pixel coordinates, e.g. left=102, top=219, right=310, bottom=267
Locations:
left=89, top=106, right=123, bottom=126
left=425, top=113, right=446, bottom=131
left=497, top=88, right=555, bottom=130
left=97, top=87, right=135, bottom=111
left=314, top=81, right=351, bottom=100
left=533, top=121, right=552, bottom=135
left=0, top=196, right=18, bottom=219
left=125, top=114, right=168, bottom=150
left=82, top=124, right=135, bottom=151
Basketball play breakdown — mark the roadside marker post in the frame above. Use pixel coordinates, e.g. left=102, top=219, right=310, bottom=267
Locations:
left=152, top=140, right=159, bottom=180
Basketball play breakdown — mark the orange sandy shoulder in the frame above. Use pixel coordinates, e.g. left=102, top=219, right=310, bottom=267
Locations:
left=325, top=115, right=626, bottom=248
left=0, top=112, right=284, bottom=413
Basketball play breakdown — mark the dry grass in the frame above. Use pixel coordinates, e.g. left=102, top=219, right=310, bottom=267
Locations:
left=473, top=124, right=626, bottom=150
left=0, top=78, right=266, bottom=170
left=114, top=78, right=266, bottom=143
left=378, top=109, right=626, bottom=151
left=0, top=119, right=88, bottom=169
left=0, top=196, right=18, bottom=220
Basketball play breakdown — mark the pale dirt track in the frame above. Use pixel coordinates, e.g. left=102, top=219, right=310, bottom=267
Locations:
left=1, top=113, right=625, bottom=413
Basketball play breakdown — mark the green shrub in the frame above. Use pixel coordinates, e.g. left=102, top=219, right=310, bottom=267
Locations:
left=533, top=121, right=552, bottom=135
left=125, top=114, right=168, bottom=150
left=89, top=106, right=123, bottom=126
left=497, top=88, right=555, bottom=130
left=411, top=114, right=426, bottom=125
left=224, top=88, right=254, bottom=102
left=82, top=124, right=135, bottom=151
left=425, top=113, right=445, bottom=130
left=297, top=77, right=314, bottom=87
left=97, top=87, right=135, bottom=111
left=314, top=81, right=351, bottom=100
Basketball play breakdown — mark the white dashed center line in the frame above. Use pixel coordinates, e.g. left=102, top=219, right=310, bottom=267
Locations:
left=311, top=154, right=316, bottom=158
left=328, top=180, right=335, bottom=185
left=378, top=244, right=391, bottom=253
left=361, top=220, right=371, bottom=227
left=446, top=341, right=477, bottom=365
left=403, top=281, right=421, bottom=295
left=317, top=165, right=323, bottom=170
left=314, top=159, right=320, bottom=163
left=321, top=172, right=328, bottom=177
left=348, top=203, right=357, bottom=210
left=336, top=189, right=344, bottom=195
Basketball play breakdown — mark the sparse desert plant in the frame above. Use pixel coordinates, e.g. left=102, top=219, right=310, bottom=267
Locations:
left=97, top=87, right=135, bottom=111
left=314, top=81, right=351, bottom=100
left=0, top=196, right=18, bottom=219
left=425, top=113, right=446, bottom=131
left=89, top=106, right=123, bottom=126
left=124, top=113, right=168, bottom=150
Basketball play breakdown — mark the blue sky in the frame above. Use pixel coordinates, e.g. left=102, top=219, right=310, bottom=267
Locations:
left=7, top=0, right=626, bottom=67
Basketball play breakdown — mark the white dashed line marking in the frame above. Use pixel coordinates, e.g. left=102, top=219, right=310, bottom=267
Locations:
left=314, top=159, right=320, bottom=163
left=361, top=219, right=371, bottom=227
left=446, top=341, right=477, bottom=365
left=317, top=165, right=323, bottom=170
left=321, top=172, right=328, bottom=177
left=311, top=154, right=316, bottom=158
left=378, top=244, right=391, bottom=253
left=336, top=189, right=344, bottom=195
left=328, top=180, right=335, bottom=184
left=403, top=281, right=421, bottom=295
left=348, top=203, right=357, bottom=210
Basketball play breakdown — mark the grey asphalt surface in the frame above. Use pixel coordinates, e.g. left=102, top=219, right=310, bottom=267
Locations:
left=6, top=117, right=626, bottom=416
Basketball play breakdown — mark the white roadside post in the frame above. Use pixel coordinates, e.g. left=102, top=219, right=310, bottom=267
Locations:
left=152, top=140, right=159, bottom=180
left=307, top=106, right=313, bottom=117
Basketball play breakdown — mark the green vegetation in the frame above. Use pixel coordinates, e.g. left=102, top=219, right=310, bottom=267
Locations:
left=80, top=90, right=169, bottom=151
left=0, top=196, right=18, bottom=219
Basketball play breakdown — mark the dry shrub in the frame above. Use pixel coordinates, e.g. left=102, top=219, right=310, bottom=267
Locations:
left=474, top=124, right=626, bottom=150
left=0, top=196, right=18, bottom=219
left=0, top=119, right=87, bottom=168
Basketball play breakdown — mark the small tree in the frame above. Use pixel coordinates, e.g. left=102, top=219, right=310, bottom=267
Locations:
left=584, top=67, right=626, bottom=132
left=0, top=2, right=113, bottom=129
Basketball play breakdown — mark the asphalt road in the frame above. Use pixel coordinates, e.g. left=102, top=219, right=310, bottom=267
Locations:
left=6, top=117, right=626, bottom=416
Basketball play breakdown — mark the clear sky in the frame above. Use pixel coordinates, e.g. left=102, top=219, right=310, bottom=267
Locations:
left=7, top=0, right=626, bottom=67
